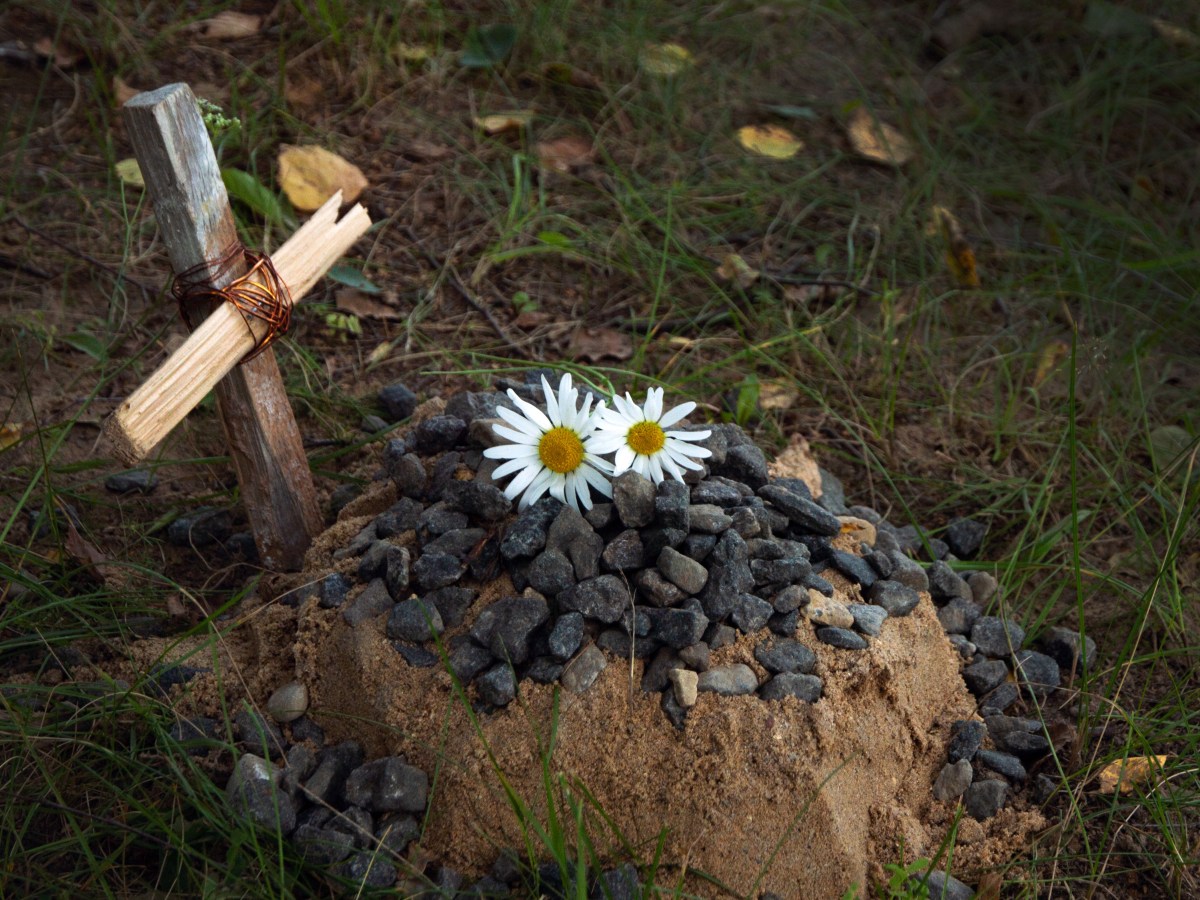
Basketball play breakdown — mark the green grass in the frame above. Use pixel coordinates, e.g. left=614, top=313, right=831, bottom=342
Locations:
left=2, top=0, right=1199, bottom=895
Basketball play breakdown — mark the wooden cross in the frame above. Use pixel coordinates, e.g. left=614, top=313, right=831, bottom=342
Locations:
left=103, top=83, right=372, bottom=571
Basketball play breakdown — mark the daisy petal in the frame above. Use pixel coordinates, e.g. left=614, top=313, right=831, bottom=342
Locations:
left=492, top=457, right=535, bottom=480
left=510, top=390, right=554, bottom=432
left=658, top=401, right=696, bottom=428
left=483, top=444, right=541, bottom=460
left=645, top=387, right=663, bottom=422
left=503, top=460, right=542, bottom=497
left=666, top=428, right=711, bottom=442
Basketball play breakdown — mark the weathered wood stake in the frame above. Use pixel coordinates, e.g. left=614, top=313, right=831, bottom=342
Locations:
left=107, top=83, right=370, bottom=571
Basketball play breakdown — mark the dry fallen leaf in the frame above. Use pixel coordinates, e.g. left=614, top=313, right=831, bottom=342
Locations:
left=1097, top=755, right=1170, bottom=794
left=335, top=288, right=402, bottom=321
left=513, top=310, right=554, bottom=328
left=1031, top=339, right=1070, bottom=389
left=284, top=76, right=323, bottom=109
left=277, top=144, right=368, bottom=211
left=640, top=42, right=693, bottom=76
left=113, top=76, right=141, bottom=106
left=115, top=158, right=145, bottom=189
left=568, top=326, right=633, bottom=363
left=405, top=139, right=453, bottom=161
left=33, top=36, right=81, bottom=68
left=0, top=421, right=30, bottom=451
left=758, top=380, right=800, bottom=411
left=736, top=124, right=803, bottom=159
left=932, top=206, right=981, bottom=288
left=473, top=110, right=535, bottom=134
left=393, top=42, right=433, bottom=63
left=535, top=135, right=595, bottom=173
left=194, top=10, right=263, bottom=40
left=975, top=872, right=1003, bottom=900
left=846, top=107, right=914, bottom=166
left=715, top=253, right=760, bottom=288
left=1152, top=18, right=1200, bottom=47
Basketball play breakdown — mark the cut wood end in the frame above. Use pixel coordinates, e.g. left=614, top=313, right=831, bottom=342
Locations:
left=101, top=411, right=149, bottom=466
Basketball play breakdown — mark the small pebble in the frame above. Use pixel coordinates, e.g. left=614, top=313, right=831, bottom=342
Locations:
left=105, top=468, right=158, bottom=494
left=964, top=779, right=1008, bottom=820
left=962, top=659, right=1008, bottom=697
left=754, top=638, right=817, bottom=675
left=847, top=603, right=887, bottom=636
left=697, top=663, right=758, bottom=696
left=669, top=668, right=699, bottom=708
left=1012, top=649, right=1061, bottom=699
left=561, top=645, right=607, bottom=694
left=967, top=571, right=998, bottom=606
left=805, top=597, right=854, bottom=629
left=266, top=682, right=308, bottom=723
left=971, top=616, right=1025, bottom=658
left=944, top=517, right=987, bottom=559
left=978, top=749, right=1028, bottom=783
left=378, top=382, right=417, bottom=421
left=947, top=719, right=987, bottom=763
left=933, top=759, right=973, bottom=802
left=866, top=580, right=921, bottom=617
left=759, top=672, right=822, bottom=702
left=816, top=627, right=868, bottom=650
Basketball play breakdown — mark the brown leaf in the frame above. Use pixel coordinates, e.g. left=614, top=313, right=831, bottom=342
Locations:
left=535, top=135, right=595, bottom=173
left=165, top=593, right=189, bottom=618
left=405, top=139, right=454, bottom=162
left=846, top=107, right=914, bottom=166
left=33, top=36, right=81, bottom=68
left=758, top=380, right=799, bottom=411
left=193, top=10, right=263, bottom=40
left=543, top=62, right=604, bottom=91
left=932, top=206, right=981, bottom=288
left=277, top=144, right=368, bottom=211
left=567, top=326, right=633, bottom=363
left=715, top=253, right=760, bottom=288
left=284, top=76, right=323, bottom=109
left=335, top=288, right=402, bottom=321
left=113, top=77, right=141, bottom=106
left=513, top=310, right=554, bottom=328
left=975, top=872, right=1003, bottom=900
left=1097, top=755, right=1170, bottom=794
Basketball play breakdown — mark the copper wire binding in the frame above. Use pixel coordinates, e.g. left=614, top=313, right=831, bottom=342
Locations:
left=170, top=242, right=293, bottom=363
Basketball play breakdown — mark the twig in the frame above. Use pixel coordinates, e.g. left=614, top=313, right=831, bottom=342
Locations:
left=13, top=217, right=159, bottom=300
left=399, top=225, right=527, bottom=357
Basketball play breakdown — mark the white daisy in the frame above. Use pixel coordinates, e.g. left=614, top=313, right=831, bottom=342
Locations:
left=591, top=387, right=712, bottom=484
left=483, top=373, right=614, bottom=512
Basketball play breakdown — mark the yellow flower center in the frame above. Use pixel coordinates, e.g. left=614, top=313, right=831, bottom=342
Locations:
left=539, top=426, right=585, bottom=474
left=627, top=420, right=666, bottom=456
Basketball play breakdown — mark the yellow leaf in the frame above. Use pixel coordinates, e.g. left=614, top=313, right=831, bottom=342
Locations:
left=640, top=43, right=693, bottom=76
left=394, top=42, right=433, bottom=62
left=932, top=206, right=980, bottom=288
left=194, top=10, right=262, bottom=40
left=277, top=144, right=368, bottom=212
left=715, top=253, right=760, bottom=288
left=473, top=110, right=535, bottom=134
left=1097, top=755, right=1170, bottom=794
left=736, top=124, right=803, bottom=159
left=0, top=422, right=29, bottom=451
left=1031, top=340, right=1069, bottom=389
left=1152, top=18, right=1200, bottom=47
left=758, top=380, right=800, bottom=411
left=115, top=158, right=144, bottom=189
left=846, top=107, right=914, bottom=166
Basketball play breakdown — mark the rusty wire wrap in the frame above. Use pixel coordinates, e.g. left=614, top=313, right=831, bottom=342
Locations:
left=170, top=242, right=292, bottom=363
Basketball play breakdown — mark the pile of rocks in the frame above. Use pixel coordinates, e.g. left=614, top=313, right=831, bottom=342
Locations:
left=177, top=376, right=1097, bottom=894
